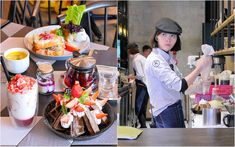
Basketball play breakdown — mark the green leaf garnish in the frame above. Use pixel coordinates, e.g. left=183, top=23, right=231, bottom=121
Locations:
left=63, top=93, right=71, bottom=101
left=61, top=104, right=68, bottom=114
left=56, top=28, right=64, bottom=37
left=78, top=92, right=89, bottom=104
left=65, top=5, right=86, bottom=25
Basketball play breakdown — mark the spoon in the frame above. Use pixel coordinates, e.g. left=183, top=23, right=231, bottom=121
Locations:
left=0, top=56, right=11, bottom=82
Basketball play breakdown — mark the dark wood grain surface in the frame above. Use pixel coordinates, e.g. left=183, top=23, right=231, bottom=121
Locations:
left=118, top=128, right=234, bottom=146
left=0, top=30, right=8, bottom=43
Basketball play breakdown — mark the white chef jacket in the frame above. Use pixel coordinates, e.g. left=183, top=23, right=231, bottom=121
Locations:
left=145, top=48, right=185, bottom=116
left=132, top=53, right=146, bottom=84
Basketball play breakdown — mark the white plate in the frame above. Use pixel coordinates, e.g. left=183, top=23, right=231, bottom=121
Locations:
left=24, top=25, right=90, bottom=61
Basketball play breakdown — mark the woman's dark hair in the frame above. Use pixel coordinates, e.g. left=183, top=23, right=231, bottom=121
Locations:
left=142, top=45, right=152, bottom=52
left=151, top=31, right=181, bottom=52
left=127, top=43, right=139, bottom=55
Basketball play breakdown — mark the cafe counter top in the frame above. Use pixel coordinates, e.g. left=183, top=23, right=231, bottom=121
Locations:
left=118, top=128, right=234, bottom=146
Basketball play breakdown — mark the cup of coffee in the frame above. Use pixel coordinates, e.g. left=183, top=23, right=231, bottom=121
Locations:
left=223, top=114, right=234, bottom=127
left=3, top=48, right=30, bottom=74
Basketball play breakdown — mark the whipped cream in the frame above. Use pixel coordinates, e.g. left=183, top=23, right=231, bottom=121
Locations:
left=74, top=29, right=87, bottom=42
left=72, top=103, right=86, bottom=117
left=60, top=113, right=74, bottom=128
left=92, top=110, right=101, bottom=125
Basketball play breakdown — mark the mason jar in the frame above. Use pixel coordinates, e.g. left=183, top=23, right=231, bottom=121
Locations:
left=36, top=62, right=55, bottom=95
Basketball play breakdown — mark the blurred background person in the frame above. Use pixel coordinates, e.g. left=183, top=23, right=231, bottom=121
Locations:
left=127, top=43, right=149, bottom=128
left=142, top=45, right=152, bottom=58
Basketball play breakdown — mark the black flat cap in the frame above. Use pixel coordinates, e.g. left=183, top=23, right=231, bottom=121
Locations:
left=155, top=18, right=182, bottom=35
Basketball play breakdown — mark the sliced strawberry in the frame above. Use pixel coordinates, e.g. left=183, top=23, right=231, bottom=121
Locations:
left=65, top=98, right=78, bottom=108
left=91, top=91, right=99, bottom=101
left=81, top=86, right=92, bottom=96
left=71, top=81, right=83, bottom=98
left=53, top=94, right=61, bottom=106
left=96, top=113, right=108, bottom=119
left=65, top=42, right=79, bottom=52
left=83, top=100, right=95, bottom=106
left=74, top=105, right=85, bottom=112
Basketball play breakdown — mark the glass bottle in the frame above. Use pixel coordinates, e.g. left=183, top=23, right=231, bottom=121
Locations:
left=36, top=63, right=55, bottom=95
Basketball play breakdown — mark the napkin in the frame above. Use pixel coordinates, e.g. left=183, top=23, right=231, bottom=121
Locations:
left=0, top=37, right=56, bottom=64
left=201, top=44, right=215, bottom=56
left=201, top=44, right=215, bottom=86
left=117, top=126, right=143, bottom=140
left=0, top=117, right=41, bottom=146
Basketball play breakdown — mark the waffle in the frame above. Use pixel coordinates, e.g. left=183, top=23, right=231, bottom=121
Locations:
left=71, top=116, right=85, bottom=137
left=83, top=109, right=100, bottom=135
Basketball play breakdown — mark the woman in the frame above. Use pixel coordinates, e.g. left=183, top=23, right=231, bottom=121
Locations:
left=127, top=43, right=149, bottom=128
left=145, top=18, right=211, bottom=128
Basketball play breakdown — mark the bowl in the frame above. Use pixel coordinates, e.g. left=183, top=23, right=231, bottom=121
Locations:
left=3, top=48, right=30, bottom=74
left=43, top=100, right=115, bottom=140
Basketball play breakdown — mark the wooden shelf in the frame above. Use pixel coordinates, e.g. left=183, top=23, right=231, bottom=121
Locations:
left=211, top=13, right=234, bottom=36
left=214, top=47, right=235, bottom=55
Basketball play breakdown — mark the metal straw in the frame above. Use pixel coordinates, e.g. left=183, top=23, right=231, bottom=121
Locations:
left=0, top=56, right=11, bottom=82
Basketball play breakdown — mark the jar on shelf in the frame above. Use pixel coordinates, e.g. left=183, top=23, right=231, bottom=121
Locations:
left=36, top=62, right=55, bottom=95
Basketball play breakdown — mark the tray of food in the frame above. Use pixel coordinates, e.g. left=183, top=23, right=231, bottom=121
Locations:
left=43, top=81, right=115, bottom=140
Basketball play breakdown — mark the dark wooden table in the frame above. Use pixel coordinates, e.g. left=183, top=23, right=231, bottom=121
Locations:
left=118, top=128, right=234, bottom=146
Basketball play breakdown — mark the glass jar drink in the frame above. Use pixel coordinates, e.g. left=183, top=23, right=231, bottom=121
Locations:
left=7, top=74, right=38, bottom=127
left=64, top=55, right=98, bottom=93
left=36, top=62, right=55, bottom=95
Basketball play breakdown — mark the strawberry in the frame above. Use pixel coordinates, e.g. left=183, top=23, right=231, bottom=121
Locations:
left=96, top=113, right=108, bottom=119
left=65, top=42, right=79, bottom=52
left=91, top=91, right=99, bottom=101
left=83, top=100, right=95, bottom=106
left=74, top=105, right=85, bottom=112
left=53, top=94, right=61, bottom=106
left=71, top=81, right=83, bottom=98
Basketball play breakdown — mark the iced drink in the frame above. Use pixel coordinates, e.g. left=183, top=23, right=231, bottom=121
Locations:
left=7, top=74, right=38, bottom=127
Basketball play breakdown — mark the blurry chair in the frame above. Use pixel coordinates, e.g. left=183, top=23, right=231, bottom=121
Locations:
left=57, top=1, right=117, bottom=47
left=7, top=0, right=42, bottom=28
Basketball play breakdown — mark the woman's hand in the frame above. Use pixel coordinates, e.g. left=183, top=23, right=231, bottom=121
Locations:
left=195, top=56, right=212, bottom=71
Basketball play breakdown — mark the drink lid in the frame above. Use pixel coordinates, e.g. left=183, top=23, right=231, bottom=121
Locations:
left=68, top=56, right=96, bottom=69
left=38, top=62, right=53, bottom=73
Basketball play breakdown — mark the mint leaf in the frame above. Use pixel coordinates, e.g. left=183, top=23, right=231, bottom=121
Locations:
left=78, top=92, right=89, bottom=104
left=65, top=5, right=86, bottom=25
left=56, top=28, right=64, bottom=37
left=61, top=104, right=68, bottom=114
left=63, top=93, right=71, bottom=100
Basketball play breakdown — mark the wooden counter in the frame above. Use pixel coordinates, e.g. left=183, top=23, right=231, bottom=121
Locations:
left=118, top=128, right=234, bottom=146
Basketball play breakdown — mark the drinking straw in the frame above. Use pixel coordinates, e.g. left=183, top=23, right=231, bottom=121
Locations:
left=0, top=56, right=11, bottom=82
